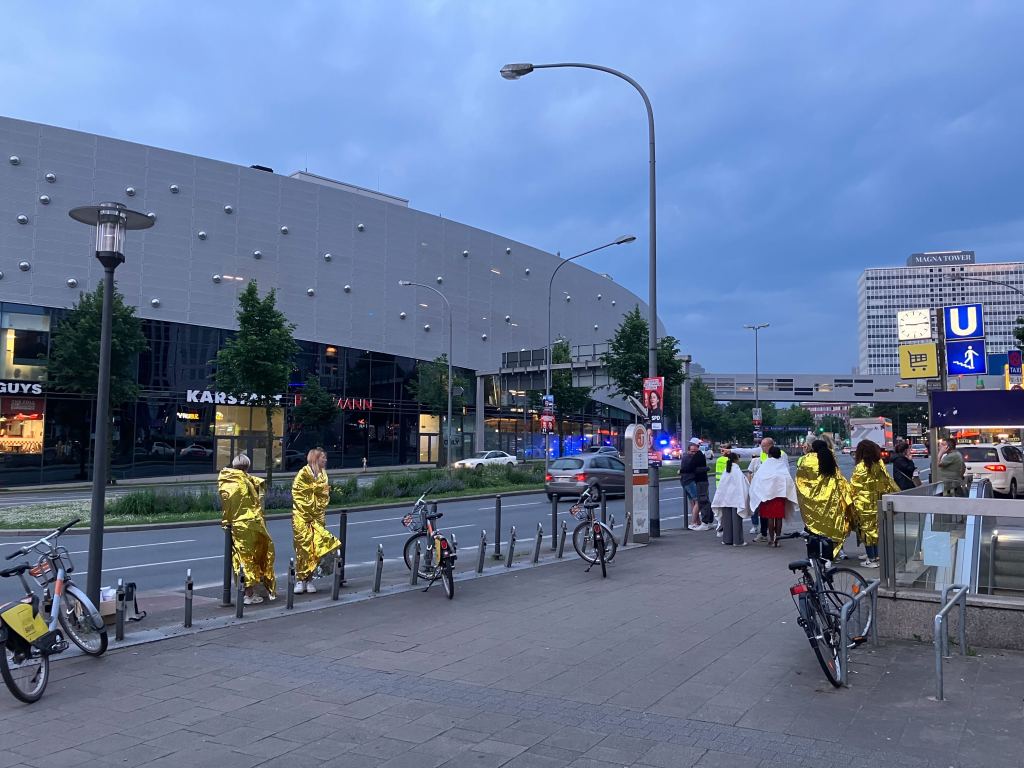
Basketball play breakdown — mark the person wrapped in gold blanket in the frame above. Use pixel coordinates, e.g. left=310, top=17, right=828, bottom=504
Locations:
left=218, top=453, right=276, bottom=604
left=795, top=439, right=853, bottom=560
left=292, top=448, right=341, bottom=594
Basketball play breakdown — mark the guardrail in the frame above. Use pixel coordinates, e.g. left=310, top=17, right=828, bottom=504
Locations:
left=839, top=578, right=880, bottom=687
left=934, top=583, right=969, bottom=701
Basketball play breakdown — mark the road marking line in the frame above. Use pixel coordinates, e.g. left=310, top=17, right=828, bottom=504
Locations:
left=348, top=516, right=406, bottom=526
left=101, top=555, right=223, bottom=573
left=69, top=539, right=197, bottom=555
left=474, top=501, right=544, bottom=510
left=372, top=524, right=476, bottom=540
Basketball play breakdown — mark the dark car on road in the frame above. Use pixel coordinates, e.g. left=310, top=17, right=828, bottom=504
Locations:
left=545, top=453, right=626, bottom=501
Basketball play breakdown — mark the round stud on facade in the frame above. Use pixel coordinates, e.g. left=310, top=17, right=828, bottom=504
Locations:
left=597, top=294, right=602, bottom=300
left=146, top=212, right=156, bottom=221
left=307, top=288, right=315, bottom=297
left=45, top=172, right=56, bottom=183
left=611, top=300, right=616, bottom=306
left=253, top=250, right=262, bottom=259
left=151, top=298, right=161, bottom=308
left=125, top=186, right=136, bottom=197
left=399, top=311, right=407, bottom=319
left=436, top=276, right=443, bottom=284
left=197, top=230, right=207, bottom=240
left=506, top=247, right=512, bottom=255
left=565, top=295, right=571, bottom=302
left=19, top=261, right=30, bottom=272
left=323, top=252, right=332, bottom=262
left=17, top=214, right=28, bottom=224
left=39, top=195, right=50, bottom=205
left=356, top=223, right=365, bottom=232
left=8, top=155, right=19, bottom=166
left=343, top=284, right=351, bottom=293
left=223, top=205, right=233, bottom=214
left=66, top=278, right=78, bottom=288
left=594, top=324, right=599, bottom=331
left=212, top=274, right=222, bottom=283
left=504, top=315, right=511, bottom=323
left=169, top=184, right=179, bottom=193
left=524, top=268, right=530, bottom=275
left=280, top=225, right=289, bottom=234
left=481, top=333, right=487, bottom=341
left=462, top=250, right=470, bottom=258
left=0, top=271, right=4, bottom=280
left=423, top=324, right=431, bottom=332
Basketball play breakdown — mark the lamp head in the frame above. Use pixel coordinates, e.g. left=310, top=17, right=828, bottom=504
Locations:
left=398, top=280, right=413, bottom=287
left=614, top=235, right=637, bottom=245
left=500, top=63, right=535, bottom=80
left=69, top=201, right=153, bottom=264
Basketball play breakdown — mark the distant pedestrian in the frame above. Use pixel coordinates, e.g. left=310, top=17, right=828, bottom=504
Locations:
left=936, top=436, right=966, bottom=496
left=712, top=452, right=750, bottom=546
left=362, top=455, right=368, bottom=472
left=218, top=454, right=276, bottom=605
left=292, top=448, right=341, bottom=594
left=749, top=446, right=800, bottom=547
left=795, top=439, right=853, bottom=561
left=850, top=439, right=898, bottom=567
left=680, top=438, right=711, bottom=530
left=891, top=440, right=921, bottom=491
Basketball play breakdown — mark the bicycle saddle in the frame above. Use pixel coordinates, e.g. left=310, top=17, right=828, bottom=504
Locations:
left=425, top=512, right=443, bottom=521
left=0, top=563, right=30, bottom=578
left=788, top=559, right=810, bottom=572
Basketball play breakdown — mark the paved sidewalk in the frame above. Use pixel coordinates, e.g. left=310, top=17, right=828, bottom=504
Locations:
left=2, top=527, right=1022, bottom=767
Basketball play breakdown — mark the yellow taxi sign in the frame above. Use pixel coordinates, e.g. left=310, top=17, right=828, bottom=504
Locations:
left=899, top=342, right=939, bottom=380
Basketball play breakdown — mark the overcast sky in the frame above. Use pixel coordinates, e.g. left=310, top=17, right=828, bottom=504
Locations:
left=4, top=1, right=1023, bottom=373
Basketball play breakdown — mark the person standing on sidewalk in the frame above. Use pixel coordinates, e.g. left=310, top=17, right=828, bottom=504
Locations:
left=749, top=446, right=799, bottom=547
left=936, top=436, right=966, bottom=496
left=892, top=440, right=921, bottom=491
left=218, top=454, right=277, bottom=605
left=713, top=443, right=732, bottom=537
left=712, top=452, right=750, bottom=546
left=292, top=447, right=341, bottom=594
left=747, top=437, right=787, bottom=542
left=795, top=439, right=853, bottom=560
left=850, top=439, right=898, bottom=568
left=681, top=438, right=711, bottom=530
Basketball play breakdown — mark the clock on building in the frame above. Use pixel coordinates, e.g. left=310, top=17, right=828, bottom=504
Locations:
left=897, top=309, right=932, bottom=341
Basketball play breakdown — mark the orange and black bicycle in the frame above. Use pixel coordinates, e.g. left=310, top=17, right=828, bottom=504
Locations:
left=401, top=489, right=457, bottom=598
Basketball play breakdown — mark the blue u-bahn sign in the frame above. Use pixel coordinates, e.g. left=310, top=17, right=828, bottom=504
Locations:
left=943, top=304, right=985, bottom=341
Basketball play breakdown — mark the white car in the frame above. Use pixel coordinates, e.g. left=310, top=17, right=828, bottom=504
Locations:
left=149, top=441, right=175, bottom=456
left=179, top=443, right=214, bottom=458
left=960, top=443, right=1023, bottom=498
left=452, top=450, right=517, bottom=469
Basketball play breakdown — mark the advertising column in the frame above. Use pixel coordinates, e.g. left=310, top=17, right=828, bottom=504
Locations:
left=624, top=423, right=650, bottom=544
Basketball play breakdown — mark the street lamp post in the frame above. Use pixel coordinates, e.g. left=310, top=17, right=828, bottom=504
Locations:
left=744, top=323, right=769, bottom=440
left=948, top=274, right=1024, bottom=299
left=501, top=61, right=662, bottom=534
left=69, top=202, right=154, bottom=606
left=399, top=281, right=454, bottom=465
left=545, top=236, right=636, bottom=471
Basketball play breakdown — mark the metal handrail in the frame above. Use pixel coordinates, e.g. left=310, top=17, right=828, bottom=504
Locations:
left=934, top=583, right=968, bottom=701
left=839, top=579, right=880, bottom=686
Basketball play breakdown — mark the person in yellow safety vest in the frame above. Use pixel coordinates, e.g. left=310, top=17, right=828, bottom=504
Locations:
left=713, top=444, right=732, bottom=537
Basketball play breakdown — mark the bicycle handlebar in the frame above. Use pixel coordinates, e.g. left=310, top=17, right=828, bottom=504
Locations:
left=4, top=548, right=22, bottom=561
left=57, top=518, right=81, bottom=535
left=3, top=518, right=80, bottom=561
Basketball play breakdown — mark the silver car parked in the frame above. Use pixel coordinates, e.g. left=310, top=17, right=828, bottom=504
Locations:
left=545, top=453, right=626, bottom=501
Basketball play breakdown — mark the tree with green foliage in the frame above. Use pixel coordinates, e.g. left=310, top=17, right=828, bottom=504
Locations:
left=689, top=378, right=723, bottom=440
left=602, top=306, right=684, bottom=428
left=849, top=405, right=872, bottom=420
left=405, top=354, right=470, bottom=466
left=550, top=338, right=591, bottom=416
left=871, top=402, right=928, bottom=439
left=1015, top=317, right=1024, bottom=352
left=818, top=415, right=848, bottom=439
left=291, top=376, right=341, bottom=448
left=214, top=281, right=299, bottom=487
left=48, top=282, right=148, bottom=481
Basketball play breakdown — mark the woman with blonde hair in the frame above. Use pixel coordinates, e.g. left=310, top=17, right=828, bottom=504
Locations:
left=218, top=454, right=276, bottom=604
left=292, top=447, right=341, bottom=593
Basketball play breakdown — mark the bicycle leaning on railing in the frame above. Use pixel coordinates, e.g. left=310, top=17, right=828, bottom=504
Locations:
left=0, top=518, right=108, bottom=703
left=569, top=487, right=616, bottom=577
left=783, top=530, right=871, bottom=688
left=401, top=489, right=458, bottom=598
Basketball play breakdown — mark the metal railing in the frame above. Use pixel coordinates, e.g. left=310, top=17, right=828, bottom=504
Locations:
left=839, top=578, right=880, bottom=687
left=934, top=584, right=969, bottom=701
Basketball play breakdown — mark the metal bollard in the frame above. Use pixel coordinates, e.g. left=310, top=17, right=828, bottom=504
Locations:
left=410, top=540, right=421, bottom=586
left=286, top=558, right=296, bottom=610
left=532, top=522, right=543, bottom=564
left=337, top=510, right=348, bottom=586
left=235, top=566, right=245, bottom=619
left=505, top=525, right=517, bottom=568
left=493, top=495, right=502, bottom=559
left=557, top=520, right=567, bottom=558
left=551, top=495, right=558, bottom=550
left=221, top=525, right=233, bottom=607
left=600, top=489, right=607, bottom=525
left=331, top=548, right=342, bottom=601
left=115, top=578, right=126, bottom=641
left=372, top=543, right=384, bottom=593
left=623, top=512, right=632, bottom=546
left=184, top=569, right=193, bottom=628
left=609, top=514, right=616, bottom=532
left=477, top=530, right=487, bottom=573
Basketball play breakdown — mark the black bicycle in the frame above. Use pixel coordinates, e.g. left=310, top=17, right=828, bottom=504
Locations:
left=785, top=531, right=870, bottom=687
left=569, top=487, right=616, bottom=578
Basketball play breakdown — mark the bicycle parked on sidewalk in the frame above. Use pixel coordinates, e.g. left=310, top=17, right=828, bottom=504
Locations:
left=401, top=489, right=458, bottom=598
left=570, top=487, right=616, bottom=577
left=0, top=518, right=108, bottom=703
left=784, top=530, right=869, bottom=687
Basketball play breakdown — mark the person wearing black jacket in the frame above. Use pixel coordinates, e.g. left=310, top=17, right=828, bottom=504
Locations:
left=891, top=440, right=920, bottom=491
left=680, top=438, right=710, bottom=529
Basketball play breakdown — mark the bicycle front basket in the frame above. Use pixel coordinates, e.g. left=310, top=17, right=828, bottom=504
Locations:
left=402, top=511, right=426, bottom=533
left=569, top=503, right=590, bottom=522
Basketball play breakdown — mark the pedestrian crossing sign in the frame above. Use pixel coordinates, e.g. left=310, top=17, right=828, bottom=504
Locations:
left=945, top=338, right=988, bottom=376
left=899, top=342, right=938, bottom=380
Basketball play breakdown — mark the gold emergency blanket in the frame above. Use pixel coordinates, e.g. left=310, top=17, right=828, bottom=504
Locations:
left=292, top=465, right=341, bottom=580
left=795, top=453, right=853, bottom=558
left=850, top=460, right=898, bottom=547
left=218, top=468, right=277, bottom=594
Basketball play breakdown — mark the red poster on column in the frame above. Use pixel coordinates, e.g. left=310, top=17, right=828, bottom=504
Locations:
left=643, top=377, right=665, bottom=431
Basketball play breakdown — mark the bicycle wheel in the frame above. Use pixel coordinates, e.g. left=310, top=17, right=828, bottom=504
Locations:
left=441, top=563, right=454, bottom=600
left=0, top=638, right=49, bottom=704
left=801, top=596, right=842, bottom=688
left=402, top=533, right=429, bottom=571
left=825, top=567, right=872, bottom=640
left=597, top=532, right=607, bottom=578
left=573, top=522, right=616, bottom=565
left=58, top=587, right=107, bottom=656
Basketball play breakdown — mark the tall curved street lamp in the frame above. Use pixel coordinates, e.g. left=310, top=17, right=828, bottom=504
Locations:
left=69, top=202, right=155, bottom=605
left=744, top=323, right=770, bottom=437
left=948, top=273, right=1024, bottom=298
left=399, top=280, right=454, bottom=464
left=501, top=61, right=663, bottom=534
left=546, top=235, right=636, bottom=469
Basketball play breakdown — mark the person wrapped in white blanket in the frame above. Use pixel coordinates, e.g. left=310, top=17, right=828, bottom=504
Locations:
left=748, top=446, right=800, bottom=547
left=711, top=452, right=751, bottom=546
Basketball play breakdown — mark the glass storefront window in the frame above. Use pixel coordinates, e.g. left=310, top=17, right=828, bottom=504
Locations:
left=0, top=396, right=44, bottom=455
left=0, top=310, right=50, bottom=382
left=419, top=413, right=439, bottom=463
